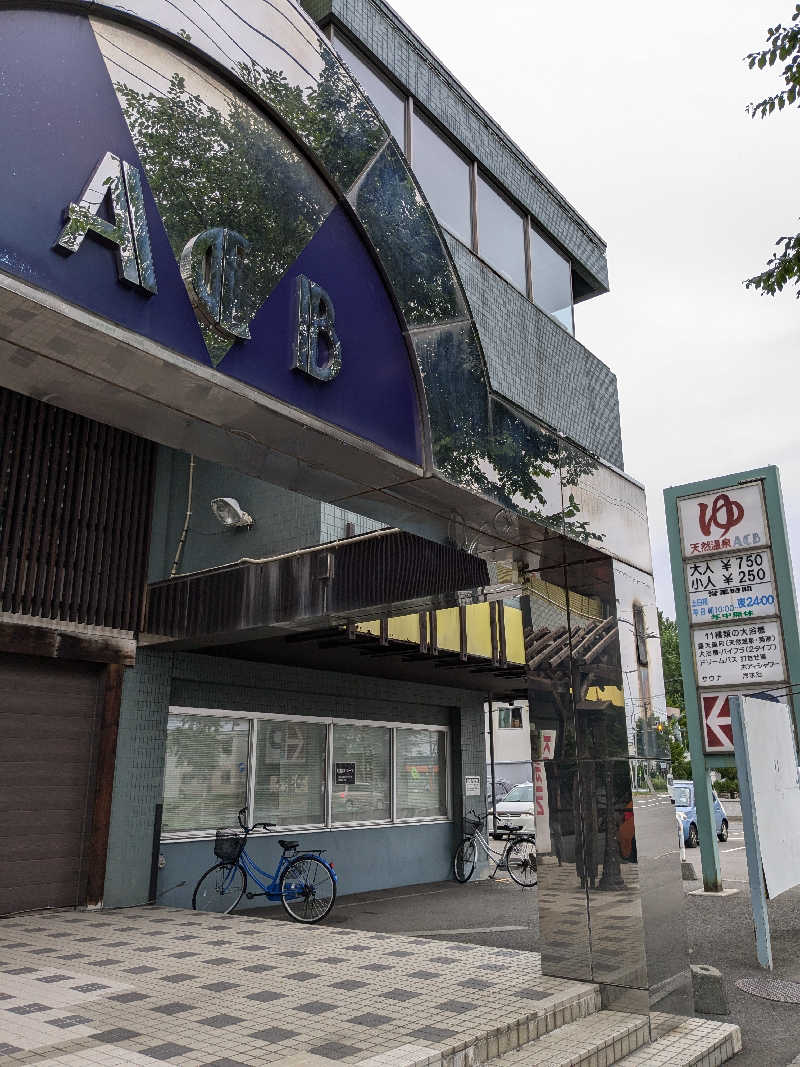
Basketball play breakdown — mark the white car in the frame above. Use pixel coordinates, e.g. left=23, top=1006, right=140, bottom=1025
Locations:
left=494, top=782, right=536, bottom=836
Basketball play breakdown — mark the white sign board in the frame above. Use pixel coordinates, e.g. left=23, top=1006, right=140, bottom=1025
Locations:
left=464, top=776, right=481, bottom=797
left=679, top=482, right=769, bottom=557
left=686, top=550, right=777, bottom=624
left=741, top=697, right=800, bottom=898
left=539, top=729, right=557, bottom=760
left=693, top=619, right=786, bottom=688
left=701, top=693, right=735, bottom=754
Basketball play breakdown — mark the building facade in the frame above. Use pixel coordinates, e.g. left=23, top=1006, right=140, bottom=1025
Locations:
left=0, top=0, right=684, bottom=1016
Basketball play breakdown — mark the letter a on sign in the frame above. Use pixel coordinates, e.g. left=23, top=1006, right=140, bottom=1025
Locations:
left=54, top=152, right=157, bottom=294
left=702, top=694, right=734, bottom=754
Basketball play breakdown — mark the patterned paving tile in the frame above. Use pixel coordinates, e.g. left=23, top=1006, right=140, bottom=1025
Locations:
left=309, top=1040, right=364, bottom=1059
left=0, top=904, right=610, bottom=1067
left=140, top=1041, right=193, bottom=1060
left=251, top=1026, right=299, bottom=1042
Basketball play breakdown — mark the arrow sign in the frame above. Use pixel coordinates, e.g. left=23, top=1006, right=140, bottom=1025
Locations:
left=702, top=694, right=734, bottom=754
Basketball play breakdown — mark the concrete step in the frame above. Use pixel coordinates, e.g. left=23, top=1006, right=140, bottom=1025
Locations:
left=484, top=1009, right=650, bottom=1066
left=616, top=1011, right=742, bottom=1066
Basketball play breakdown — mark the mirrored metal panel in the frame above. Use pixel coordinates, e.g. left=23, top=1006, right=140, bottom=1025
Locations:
left=559, top=436, right=653, bottom=574
left=350, top=140, right=467, bottom=328
left=93, top=20, right=337, bottom=367
left=94, top=0, right=387, bottom=189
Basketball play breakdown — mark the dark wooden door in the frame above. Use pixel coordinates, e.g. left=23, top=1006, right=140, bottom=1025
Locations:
left=0, top=654, right=102, bottom=914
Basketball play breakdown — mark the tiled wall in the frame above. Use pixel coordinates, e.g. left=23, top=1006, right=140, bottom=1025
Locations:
left=446, top=237, right=624, bottom=468
left=301, top=0, right=608, bottom=294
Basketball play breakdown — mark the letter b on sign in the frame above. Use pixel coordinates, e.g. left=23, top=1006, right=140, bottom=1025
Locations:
left=293, top=274, right=342, bottom=382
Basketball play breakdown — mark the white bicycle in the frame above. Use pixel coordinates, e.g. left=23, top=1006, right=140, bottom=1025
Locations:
left=453, top=808, right=537, bottom=887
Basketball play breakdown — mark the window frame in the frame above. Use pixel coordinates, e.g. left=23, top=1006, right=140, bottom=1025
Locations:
left=162, top=706, right=451, bottom=840
left=326, top=27, right=577, bottom=333
left=330, top=26, right=411, bottom=156
left=474, top=169, right=528, bottom=295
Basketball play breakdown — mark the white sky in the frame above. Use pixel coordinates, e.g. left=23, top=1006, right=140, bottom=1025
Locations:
left=388, top=0, right=799, bottom=617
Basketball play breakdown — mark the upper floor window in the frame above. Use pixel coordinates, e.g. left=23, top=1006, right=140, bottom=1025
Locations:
left=498, top=705, right=523, bottom=729
left=476, top=173, right=527, bottom=294
left=530, top=227, right=574, bottom=334
left=412, top=111, right=472, bottom=246
left=332, top=32, right=407, bottom=149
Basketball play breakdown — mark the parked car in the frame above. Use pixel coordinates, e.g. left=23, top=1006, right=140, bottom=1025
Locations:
left=671, top=780, right=728, bottom=846
left=494, top=782, right=535, bottom=836
left=488, top=778, right=512, bottom=803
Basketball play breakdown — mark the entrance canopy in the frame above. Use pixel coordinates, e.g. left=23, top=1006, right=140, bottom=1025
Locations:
left=0, top=0, right=651, bottom=574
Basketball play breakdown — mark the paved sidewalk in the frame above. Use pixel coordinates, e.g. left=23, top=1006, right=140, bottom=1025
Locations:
left=0, top=906, right=595, bottom=1066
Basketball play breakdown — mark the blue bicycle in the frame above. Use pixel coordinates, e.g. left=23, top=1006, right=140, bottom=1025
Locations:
left=192, top=807, right=337, bottom=923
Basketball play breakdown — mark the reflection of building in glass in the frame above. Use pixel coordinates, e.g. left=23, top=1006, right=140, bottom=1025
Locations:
left=0, top=0, right=688, bottom=1025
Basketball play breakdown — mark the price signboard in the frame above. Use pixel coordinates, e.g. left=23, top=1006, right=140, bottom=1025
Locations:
left=686, top=550, right=777, bottom=624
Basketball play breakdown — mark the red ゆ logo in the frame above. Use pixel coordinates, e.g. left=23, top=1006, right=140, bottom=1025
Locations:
left=698, top=493, right=744, bottom=538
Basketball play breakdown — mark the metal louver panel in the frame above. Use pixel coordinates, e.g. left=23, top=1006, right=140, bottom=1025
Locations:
left=0, top=388, right=156, bottom=632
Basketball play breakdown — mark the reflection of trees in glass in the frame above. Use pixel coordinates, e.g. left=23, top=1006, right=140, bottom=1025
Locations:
left=354, top=142, right=466, bottom=328
left=417, top=329, right=604, bottom=544
left=233, top=53, right=386, bottom=191
left=115, top=59, right=336, bottom=365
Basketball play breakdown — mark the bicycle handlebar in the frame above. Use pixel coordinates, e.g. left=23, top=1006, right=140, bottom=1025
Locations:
left=237, top=807, right=277, bottom=834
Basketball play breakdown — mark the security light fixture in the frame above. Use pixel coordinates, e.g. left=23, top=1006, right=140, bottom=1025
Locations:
left=210, top=497, right=254, bottom=529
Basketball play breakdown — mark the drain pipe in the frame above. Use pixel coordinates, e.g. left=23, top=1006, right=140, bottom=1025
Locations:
left=488, top=692, right=497, bottom=834
left=170, top=454, right=195, bottom=578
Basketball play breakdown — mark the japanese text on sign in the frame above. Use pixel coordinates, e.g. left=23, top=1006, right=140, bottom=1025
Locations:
left=692, top=620, right=786, bottom=687
left=678, top=483, right=768, bottom=558
left=686, top=551, right=778, bottom=623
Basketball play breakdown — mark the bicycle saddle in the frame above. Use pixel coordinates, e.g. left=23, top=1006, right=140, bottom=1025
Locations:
left=279, top=839, right=299, bottom=850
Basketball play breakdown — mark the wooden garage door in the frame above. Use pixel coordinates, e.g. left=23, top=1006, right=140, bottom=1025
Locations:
left=0, top=654, right=102, bottom=914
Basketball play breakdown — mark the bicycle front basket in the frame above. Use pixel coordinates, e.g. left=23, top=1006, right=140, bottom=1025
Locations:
left=214, top=830, right=245, bottom=863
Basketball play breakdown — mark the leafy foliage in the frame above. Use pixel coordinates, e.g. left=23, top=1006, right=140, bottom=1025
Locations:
left=658, top=611, right=685, bottom=713
left=744, top=5, right=800, bottom=298
left=658, top=611, right=692, bottom=775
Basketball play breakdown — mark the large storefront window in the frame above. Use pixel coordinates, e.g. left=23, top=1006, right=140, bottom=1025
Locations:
left=395, top=729, right=448, bottom=820
left=254, top=720, right=327, bottom=828
left=162, top=711, right=448, bottom=835
left=332, top=724, right=391, bottom=823
left=163, top=715, right=249, bottom=832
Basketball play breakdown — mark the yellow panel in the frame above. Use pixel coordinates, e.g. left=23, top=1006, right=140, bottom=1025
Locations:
left=387, top=613, right=419, bottom=642
left=466, top=602, right=492, bottom=657
left=356, top=620, right=381, bottom=637
left=504, top=606, right=525, bottom=665
left=435, top=607, right=461, bottom=653
left=585, top=685, right=625, bottom=707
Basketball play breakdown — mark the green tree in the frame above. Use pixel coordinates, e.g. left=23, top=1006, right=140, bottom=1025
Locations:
left=744, top=5, right=800, bottom=298
left=658, top=611, right=692, bottom=775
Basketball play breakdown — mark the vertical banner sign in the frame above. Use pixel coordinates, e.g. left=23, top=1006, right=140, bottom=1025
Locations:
left=665, top=468, right=800, bottom=891
left=668, top=490, right=800, bottom=893
left=533, top=761, right=551, bottom=853
left=673, top=477, right=789, bottom=754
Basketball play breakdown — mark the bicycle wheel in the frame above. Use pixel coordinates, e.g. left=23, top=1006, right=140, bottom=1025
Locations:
left=280, top=855, right=336, bottom=923
left=453, top=837, right=477, bottom=882
left=506, top=837, right=537, bottom=887
left=192, top=862, right=247, bottom=913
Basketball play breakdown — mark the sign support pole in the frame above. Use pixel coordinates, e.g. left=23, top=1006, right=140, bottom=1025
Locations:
left=666, top=488, right=722, bottom=891
left=730, top=695, right=773, bottom=969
